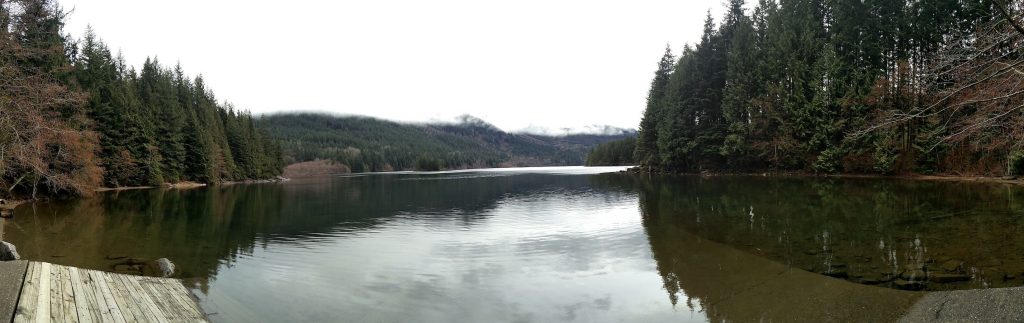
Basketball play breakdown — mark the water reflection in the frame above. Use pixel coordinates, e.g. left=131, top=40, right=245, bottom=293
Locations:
left=635, top=178, right=921, bottom=322
left=4, top=167, right=704, bottom=322
left=632, top=175, right=1024, bottom=291
left=4, top=170, right=1023, bottom=322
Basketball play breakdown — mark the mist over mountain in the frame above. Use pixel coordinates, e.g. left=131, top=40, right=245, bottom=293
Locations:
left=259, top=113, right=635, bottom=174
left=517, top=124, right=637, bottom=137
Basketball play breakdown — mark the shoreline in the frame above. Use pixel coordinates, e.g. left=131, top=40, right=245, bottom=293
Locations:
left=623, top=166, right=1024, bottom=186
left=220, top=176, right=290, bottom=186
left=94, top=177, right=289, bottom=192
left=93, top=181, right=208, bottom=193
left=3, top=177, right=289, bottom=211
left=0, top=199, right=28, bottom=214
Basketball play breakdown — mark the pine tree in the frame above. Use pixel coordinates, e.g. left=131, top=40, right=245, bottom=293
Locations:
left=635, top=45, right=675, bottom=167
left=720, top=4, right=759, bottom=168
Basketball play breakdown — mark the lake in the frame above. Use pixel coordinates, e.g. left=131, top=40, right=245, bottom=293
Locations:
left=4, top=167, right=1024, bottom=322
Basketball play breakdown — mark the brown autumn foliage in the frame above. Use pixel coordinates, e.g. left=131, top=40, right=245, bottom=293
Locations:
left=929, top=17, right=1024, bottom=175
left=862, top=12, right=1024, bottom=175
left=0, top=0, right=101, bottom=198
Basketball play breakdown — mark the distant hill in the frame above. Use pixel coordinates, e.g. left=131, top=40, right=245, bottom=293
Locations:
left=259, top=113, right=636, bottom=174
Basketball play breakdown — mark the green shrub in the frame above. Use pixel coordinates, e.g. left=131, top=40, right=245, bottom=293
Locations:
left=873, top=147, right=898, bottom=175
left=1009, top=151, right=1024, bottom=176
left=813, top=148, right=842, bottom=174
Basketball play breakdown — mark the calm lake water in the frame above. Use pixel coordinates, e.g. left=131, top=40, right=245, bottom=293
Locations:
left=4, top=167, right=1024, bottom=322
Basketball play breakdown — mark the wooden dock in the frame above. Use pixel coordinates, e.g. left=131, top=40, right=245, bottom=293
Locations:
left=12, top=261, right=206, bottom=322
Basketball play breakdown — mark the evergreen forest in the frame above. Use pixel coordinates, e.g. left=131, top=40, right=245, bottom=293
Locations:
left=586, top=137, right=637, bottom=166
left=635, top=0, right=1024, bottom=176
left=0, top=0, right=282, bottom=198
left=261, top=113, right=635, bottom=172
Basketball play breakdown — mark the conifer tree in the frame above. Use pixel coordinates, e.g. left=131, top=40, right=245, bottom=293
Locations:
left=635, top=45, right=674, bottom=167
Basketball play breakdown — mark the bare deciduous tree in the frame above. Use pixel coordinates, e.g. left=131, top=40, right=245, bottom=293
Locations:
left=856, top=4, right=1024, bottom=174
left=0, top=0, right=101, bottom=198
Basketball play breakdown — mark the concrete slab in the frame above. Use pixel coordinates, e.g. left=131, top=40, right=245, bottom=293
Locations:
left=0, top=261, right=26, bottom=323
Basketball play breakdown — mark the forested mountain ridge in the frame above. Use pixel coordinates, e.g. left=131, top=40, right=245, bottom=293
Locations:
left=635, top=0, right=1024, bottom=176
left=260, top=113, right=636, bottom=172
left=0, top=0, right=281, bottom=198
left=586, top=137, right=637, bottom=166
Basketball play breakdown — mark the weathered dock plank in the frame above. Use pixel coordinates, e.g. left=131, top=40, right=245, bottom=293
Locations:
left=137, top=279, right=181, bottom=322
left=89, top=271, right=125, bottom=323
left=13, top=262, right=39, bottom=323
left=114, top=274, right=167, bottom=323
left=48, top=265, right=62, bottom=323
left=68, top=267, right=99, bottom=323
left=35, top=263, right=50, bottom=323
left=100, top=273, right=139, bottom=323
left=56, top=266, right=78, bottom=323
left=11, top=262, right=206, bottom=323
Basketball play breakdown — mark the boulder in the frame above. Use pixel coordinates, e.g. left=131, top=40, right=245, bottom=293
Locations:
left=0, top=241, right=19, bottom=261
left=142, top=258, right=175, bottom=277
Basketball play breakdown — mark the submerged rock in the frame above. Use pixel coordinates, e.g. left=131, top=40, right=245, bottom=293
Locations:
left=859, top=277, right=882, bottom=285
left=939, top=260, right=963, bottom=272
left=858, top=273, right=893, bottom=285
left=142, top=258, right=175, bottom=277
left=129, top=258, right=151, bottom=265
left=894, top=279, right=925, bottom=290
left=929, top=273, right=971, bottom=283
left=901, top=270, right=927, bottom=281
left=112, top=264, right=142, bottom=274
left=977, top=258, right=1003, bottom=268
left=0, top=241, right=19, bottom=261
left=822, top=269, right=849, bottom=279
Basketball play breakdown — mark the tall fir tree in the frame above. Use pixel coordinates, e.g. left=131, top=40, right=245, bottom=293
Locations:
left=635, top=45, right=675, bottom=166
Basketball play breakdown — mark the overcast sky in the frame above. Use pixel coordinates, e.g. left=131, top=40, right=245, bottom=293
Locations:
left=61, top=0, right=733, bottom=134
